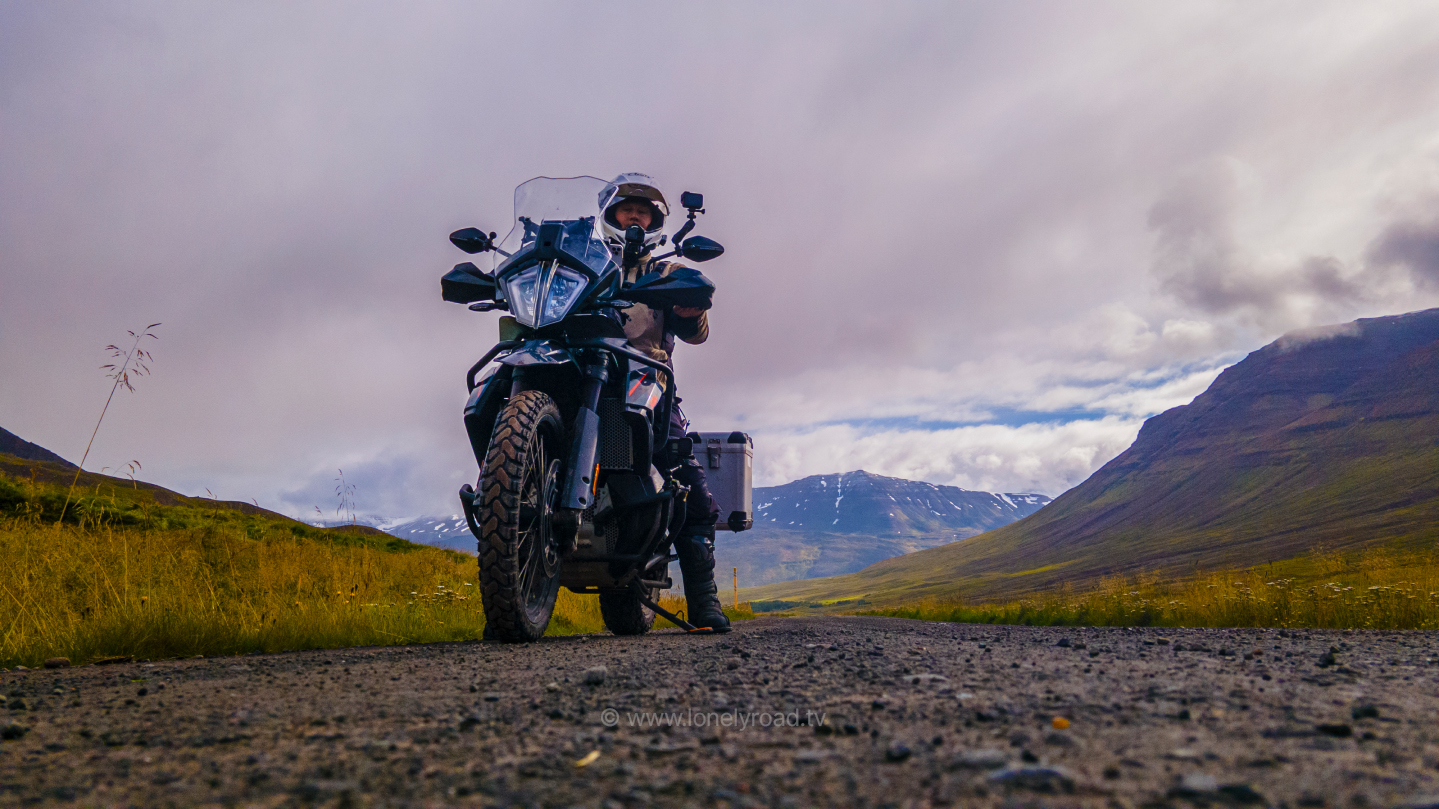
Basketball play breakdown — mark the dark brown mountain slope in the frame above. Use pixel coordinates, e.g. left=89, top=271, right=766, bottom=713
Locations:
left=748, top=308, right=1439, bottom=605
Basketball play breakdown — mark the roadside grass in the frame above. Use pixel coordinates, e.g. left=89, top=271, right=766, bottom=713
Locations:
left=0, top=473, right=750, bottom=668
left=862, top=545, right=1439, bottom=630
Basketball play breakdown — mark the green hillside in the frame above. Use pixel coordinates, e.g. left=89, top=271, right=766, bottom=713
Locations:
left=746, top=309, right=1439, bottom=607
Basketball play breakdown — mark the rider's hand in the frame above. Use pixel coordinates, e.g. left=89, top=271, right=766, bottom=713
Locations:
left=672, top=306, right=705, bottom=318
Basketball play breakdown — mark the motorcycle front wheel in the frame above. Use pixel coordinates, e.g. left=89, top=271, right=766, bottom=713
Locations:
left=476, top=390, right=564, bottom=642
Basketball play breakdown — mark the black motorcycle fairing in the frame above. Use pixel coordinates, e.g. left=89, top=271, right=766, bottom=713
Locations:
left=495, top=220, right=615, bottom=287
left=498, top=340, right=578, bottom=368
left=535, top=312, right=627, bottom=341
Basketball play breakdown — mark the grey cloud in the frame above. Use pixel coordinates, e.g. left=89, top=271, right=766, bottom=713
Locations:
left=1145, top=162, right=1420, bottom=327
left=1367, top=216, right=1439, bottom=289
left=6, top=3, right=1439, bottom=517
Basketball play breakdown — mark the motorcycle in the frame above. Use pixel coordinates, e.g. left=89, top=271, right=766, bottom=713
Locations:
left=441, top=176, right=734, bottom=642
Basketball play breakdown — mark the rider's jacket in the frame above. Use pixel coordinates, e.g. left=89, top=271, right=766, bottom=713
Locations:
left=621, top=253, right=709, bottom=366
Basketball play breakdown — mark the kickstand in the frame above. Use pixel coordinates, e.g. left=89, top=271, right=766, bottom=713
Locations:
left=635, top=589, right=714, bottom=635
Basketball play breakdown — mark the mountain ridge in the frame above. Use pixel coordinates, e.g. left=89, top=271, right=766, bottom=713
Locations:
left=746, top=307, right=1439, bottom=606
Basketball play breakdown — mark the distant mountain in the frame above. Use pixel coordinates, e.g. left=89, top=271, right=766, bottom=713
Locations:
left=752, top=470, right=1048, bottom=535
left=384, top=471, right=1051, bottom=586
left=719, top=471, right=1049, bottom=589
left=746, top=308, right=1439, bottom=607
left=0, top=427, right=76, bottom=469
left=383, top=514, right=475, bottom=555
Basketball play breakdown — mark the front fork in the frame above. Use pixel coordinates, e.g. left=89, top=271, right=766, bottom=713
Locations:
left=559, top=355, right=608, bottom=513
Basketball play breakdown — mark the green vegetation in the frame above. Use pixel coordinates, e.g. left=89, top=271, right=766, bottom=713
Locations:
left=0, top=467, right=750, bottom=668
left=858, top=545, right=1439, bottom=630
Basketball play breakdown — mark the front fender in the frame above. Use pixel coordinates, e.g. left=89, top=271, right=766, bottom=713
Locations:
left=464, top=364, right=512, bottom=465
left=499, top=340, right=576, bottom=367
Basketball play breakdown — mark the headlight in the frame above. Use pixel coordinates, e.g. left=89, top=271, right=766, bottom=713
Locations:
left=538, top=267, right=588, bottom=326
left=503, top=263, right=590, bottom=328
left=504, top=266, right=542, bottom=325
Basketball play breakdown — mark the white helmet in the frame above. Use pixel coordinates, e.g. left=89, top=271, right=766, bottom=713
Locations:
left=599, top=172, right=669, bottom=254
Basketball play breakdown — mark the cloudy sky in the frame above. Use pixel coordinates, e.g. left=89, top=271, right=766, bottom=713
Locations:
left=4, top=2, right=1439, bottom=521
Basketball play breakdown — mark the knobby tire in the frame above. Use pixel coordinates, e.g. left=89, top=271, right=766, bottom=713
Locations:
left=476, top=390, right=564, bottom=642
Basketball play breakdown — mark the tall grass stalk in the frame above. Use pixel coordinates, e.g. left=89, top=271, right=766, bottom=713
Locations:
left=59, top=323, right=160, bottom=524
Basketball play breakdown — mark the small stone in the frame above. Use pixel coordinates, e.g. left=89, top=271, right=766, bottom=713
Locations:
left=1008, top=731, right=1030, bottom=747
left=1218, top=784, right=1268, bottom=805
left=1318, top=648, right=1338, bottom=668
left=1316, top=723, right=1352, bottom=738
left=1044, top=732, right=1074, bottom=746
left=7, top=698, right=26, bottom=711
left=884, top=741, right=912, bottom=762
left=1051, top=716, right=1069, bottom=729
left=137, top=688, right=148, bottom=697
left=1103, top=765, right=1121, bottom=779
left=1056, top=638, right=1071, bottom=648
left=726, top=660, right=741, bottom=670
left=483, top=693, right=501, bottom=702
left=1, top=724, right=30, bottom=740
left=1181, top=773, right=1219, bottom=792
left=545, top=682, right=561, bottom=692
left=43, top=658, right=70, bottom=669
left=1156, top=638, right=1170, bottom=645
left=13, top=666, right=26, bottom=671
left=948, top=749, right=1009, bottom=771
left=871, top=699, right=887, bottom=710
left=1352, top=705, right=1379, bottom=720
left=583, top=666, right=607, bottom=685
left=988, top=766, right=1076, bottom=793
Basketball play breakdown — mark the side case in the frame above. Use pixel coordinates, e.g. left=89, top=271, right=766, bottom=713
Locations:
left=690, top=431, right=753, bottom=531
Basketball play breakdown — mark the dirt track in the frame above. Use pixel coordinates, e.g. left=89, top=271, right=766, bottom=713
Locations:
left=3, top=616, right=1439, bottom=807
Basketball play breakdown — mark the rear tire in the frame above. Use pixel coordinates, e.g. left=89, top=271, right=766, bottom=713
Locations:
left=599, top=587, right=656, bottom=636
left=476, top=390, right=564, bottom=642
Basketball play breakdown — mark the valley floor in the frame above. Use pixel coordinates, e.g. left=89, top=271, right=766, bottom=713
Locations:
left=3, top=616, right=1437, bottom=807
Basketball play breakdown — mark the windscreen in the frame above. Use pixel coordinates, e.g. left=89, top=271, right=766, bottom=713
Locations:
left=493, top=176, right=616, bottom=276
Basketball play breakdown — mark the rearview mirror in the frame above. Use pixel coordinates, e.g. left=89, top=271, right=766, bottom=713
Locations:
left=450, top=227, right=496, bottom=254
left=679, top=235, right=724, bottom=263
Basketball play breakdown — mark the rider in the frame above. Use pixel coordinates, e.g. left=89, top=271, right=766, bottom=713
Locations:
left=599, top=172, right=730, bottom=633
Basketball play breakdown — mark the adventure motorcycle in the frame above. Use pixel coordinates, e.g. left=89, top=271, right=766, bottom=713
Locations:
left=441, top=176, right=736, bottom=642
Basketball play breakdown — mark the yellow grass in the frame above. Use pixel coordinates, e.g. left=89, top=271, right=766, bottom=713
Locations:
left=864, top=545, right=1439, bottom=630
left=0, top=484, right=751, bottom=667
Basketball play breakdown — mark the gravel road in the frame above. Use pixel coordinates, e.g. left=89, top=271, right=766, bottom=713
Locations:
left=3, top=616, right=1439, bottom=807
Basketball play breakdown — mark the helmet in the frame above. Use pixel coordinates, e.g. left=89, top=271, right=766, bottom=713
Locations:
left=599, top=172, right=669, bottom=254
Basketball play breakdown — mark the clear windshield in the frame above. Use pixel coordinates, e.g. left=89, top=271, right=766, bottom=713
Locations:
left=492, top=176, right=616, bottom=276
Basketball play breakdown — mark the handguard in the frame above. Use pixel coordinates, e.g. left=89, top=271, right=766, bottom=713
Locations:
left=621, top=267, right=715, bottom=311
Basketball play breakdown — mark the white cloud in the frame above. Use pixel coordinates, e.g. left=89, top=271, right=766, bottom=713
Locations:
left=751, top=417, right=1145, bottom=495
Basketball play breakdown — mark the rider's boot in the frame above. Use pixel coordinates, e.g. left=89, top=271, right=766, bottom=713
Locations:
left=675, top=525, right=731, bottom=633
